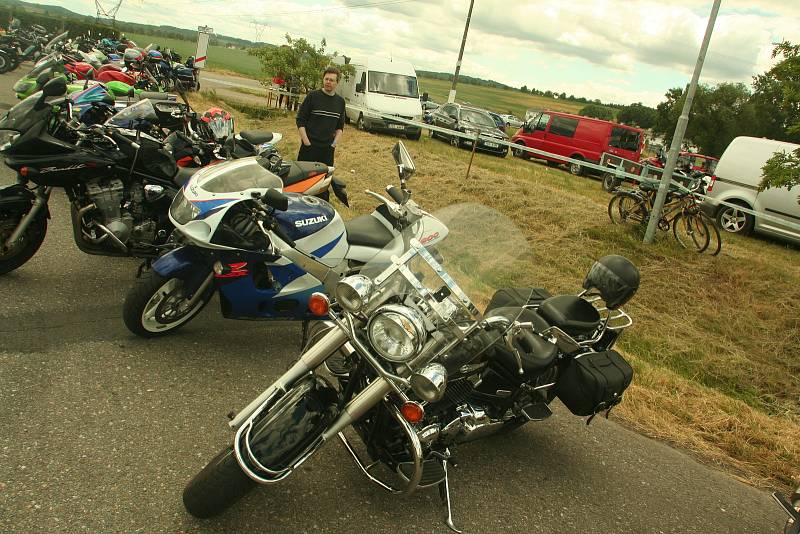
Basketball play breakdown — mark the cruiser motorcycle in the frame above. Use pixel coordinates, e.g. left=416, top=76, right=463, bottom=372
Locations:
left=181, top=142, right=640, bottom=532
left=774, top=486, right=800, bottom=534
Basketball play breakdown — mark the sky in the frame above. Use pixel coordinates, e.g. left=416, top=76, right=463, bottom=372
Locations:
left=26, top=0, right=800, bottom=106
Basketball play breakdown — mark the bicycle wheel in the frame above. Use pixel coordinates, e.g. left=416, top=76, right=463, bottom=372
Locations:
left=700, top=213, right=722, bottom=256
left=672, top=213, right=710, bottom=252
left=609, top=193, right=648, bottom=226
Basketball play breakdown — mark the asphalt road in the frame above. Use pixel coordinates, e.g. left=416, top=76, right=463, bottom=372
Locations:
left=0, top=67, right=786, bottom=533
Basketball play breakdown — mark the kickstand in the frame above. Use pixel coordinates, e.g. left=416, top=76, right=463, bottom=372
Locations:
left=438, top=457, right=462, bottom=533
left=300, top=320, right=310, bottom=351
left=136, top=259, right=151, bottom=278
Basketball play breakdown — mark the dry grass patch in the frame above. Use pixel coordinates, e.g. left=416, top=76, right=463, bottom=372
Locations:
left=189, top=96, right=800, bottom=492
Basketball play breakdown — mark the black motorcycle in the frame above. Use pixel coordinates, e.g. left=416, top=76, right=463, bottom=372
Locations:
left=0, top=78, right=200, bottom=275
left=181, top=142, right=639, bottom=532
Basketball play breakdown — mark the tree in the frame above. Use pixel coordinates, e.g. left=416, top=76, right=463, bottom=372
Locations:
left=652, top=83, right=756, bottom=157
left=559, top=92, right=567, bottom=100
left=617, top=103, right=657, bottom=129
left=579, top=104, right=615, bottom=120
left=520, top=85, right=528, bottom=93
left=248, top=34, right=354, bottom=93
left=754, top=41, right=800, bottom=193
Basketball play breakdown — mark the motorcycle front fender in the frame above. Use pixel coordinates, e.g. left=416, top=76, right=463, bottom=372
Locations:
left=236, top=374, right=339, bottom=481
left=151, top=245, right=214, bottom=293
left=0, top=183, right=50, bottom=219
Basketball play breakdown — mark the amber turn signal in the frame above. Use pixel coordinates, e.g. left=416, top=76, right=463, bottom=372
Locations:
left=308, top=292, right=330, bottom=317
left=400, top=401, right=425, bottom=423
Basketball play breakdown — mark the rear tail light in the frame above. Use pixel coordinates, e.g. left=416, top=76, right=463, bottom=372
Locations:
left=706, top=175, right=716, bottom=192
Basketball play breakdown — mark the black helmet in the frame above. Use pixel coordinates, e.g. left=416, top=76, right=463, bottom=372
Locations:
left=583, top=255, right=640, bottom=309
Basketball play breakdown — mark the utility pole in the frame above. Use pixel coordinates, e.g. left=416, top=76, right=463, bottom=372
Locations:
left=448, top=0, right=475, bottom=104
left=644, top=0, right=721, bottom=244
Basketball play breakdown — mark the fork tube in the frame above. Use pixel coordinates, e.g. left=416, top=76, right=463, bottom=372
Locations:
left=5, top=186, right=50, bottom=247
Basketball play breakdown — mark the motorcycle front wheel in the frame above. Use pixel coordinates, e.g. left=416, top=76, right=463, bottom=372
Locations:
left=183, top=446, right=257, bottom=518
left=122, top=271, right=214, bottom=338
left=0, top=212, right=47, bottom=275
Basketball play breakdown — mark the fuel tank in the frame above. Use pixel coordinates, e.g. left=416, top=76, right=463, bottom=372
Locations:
left=273, top=194, right=348, bottom=267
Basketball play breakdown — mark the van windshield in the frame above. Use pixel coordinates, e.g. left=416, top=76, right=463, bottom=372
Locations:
left=368, top=71, right=419, bottom=98
left=609, top=127, right=641, bottom=152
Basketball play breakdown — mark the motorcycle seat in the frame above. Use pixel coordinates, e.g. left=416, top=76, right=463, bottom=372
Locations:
left=280, top=161, right=329, bottom=187
left=344, top=214, right=395, bottom=249
left=484, top=307, right=557, bottom=373
left=537, top=295, right=601, bottom=337
left=240, top=130, right=274, bottom=145
left=173, top=166, right=202, bottom=187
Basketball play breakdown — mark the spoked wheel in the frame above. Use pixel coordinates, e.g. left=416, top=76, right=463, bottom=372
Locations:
left=183, top=446, right=257, bottom=519
left=0, top=213, right=47, bottom=275
left=122, top=270, right=214, bottom=337
left=608, top=194, right=648, bottom=226
left=672, top=213, right=710, bottom=252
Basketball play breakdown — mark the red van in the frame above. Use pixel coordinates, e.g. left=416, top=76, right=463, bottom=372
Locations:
left=511, top=111, right=645, bottom=176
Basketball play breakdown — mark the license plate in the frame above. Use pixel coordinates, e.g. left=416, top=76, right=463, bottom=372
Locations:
left=388, top=124, right=404, bottom=130
left=484, top=141, right=498, bottom=148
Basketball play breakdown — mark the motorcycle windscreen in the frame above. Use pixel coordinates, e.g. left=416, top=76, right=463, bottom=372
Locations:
left=106, top=99, right=158, bottom=129
left=0, top=91, right=54, bottom=133
left=359, top=202, right=536, bottom=362
left=193, top=157, right=283, bottom=194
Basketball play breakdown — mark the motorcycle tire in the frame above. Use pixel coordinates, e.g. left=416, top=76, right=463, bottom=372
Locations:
left=0, top=212, right=47, bottom=275
left=122, top=270, right=214, bottom=338
left=183, top=446, right=257, bottom=519
left=0, top=50, right=10, bottom=74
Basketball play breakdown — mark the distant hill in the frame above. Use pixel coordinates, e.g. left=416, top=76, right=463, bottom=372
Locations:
left=0, top=0, right=269, bottom=49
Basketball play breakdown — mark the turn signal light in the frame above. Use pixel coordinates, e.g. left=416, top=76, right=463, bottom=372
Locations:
left=400, top=401, right=425, bottom=423
left=19, top=166, right=28, bottom=177
left=308, top=292, right=330, bottom=317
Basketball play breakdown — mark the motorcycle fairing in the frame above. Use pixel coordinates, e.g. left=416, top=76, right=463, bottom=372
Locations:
left=151, top=245, right=215, bottom=294
left=272, top=194, right=337, bottom=242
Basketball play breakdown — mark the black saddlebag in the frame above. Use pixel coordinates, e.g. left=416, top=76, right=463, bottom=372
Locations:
left=555, top=350, right=633, bottom=416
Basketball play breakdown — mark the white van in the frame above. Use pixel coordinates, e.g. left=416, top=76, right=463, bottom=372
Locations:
left=334, top=56, right=423, bottom=140
left=702, top=136, right=800, bottom=244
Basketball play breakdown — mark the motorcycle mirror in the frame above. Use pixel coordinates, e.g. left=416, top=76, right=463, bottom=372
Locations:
left=391, top=141, right=416, bottom=181
left=262, top=189, right=289, bottom=211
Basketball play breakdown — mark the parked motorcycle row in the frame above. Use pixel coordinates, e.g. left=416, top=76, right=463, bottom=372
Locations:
left=0, top=47, right=648, bottom=529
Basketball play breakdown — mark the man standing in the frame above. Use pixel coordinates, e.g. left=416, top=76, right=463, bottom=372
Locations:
left=296, top=66, right=345, bottom=170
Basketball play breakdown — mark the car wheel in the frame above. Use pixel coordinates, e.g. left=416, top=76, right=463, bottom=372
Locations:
left=512, top=141, right=527, bottom=159
left=356, top=114, right=368, bottom=132
left=602, top=172, right=621, bottom=192
left=716, top=203, right=755, bottom=235
left=568, top=156, right=584, bottom=176
left=450, top=135, right=459, bottom=148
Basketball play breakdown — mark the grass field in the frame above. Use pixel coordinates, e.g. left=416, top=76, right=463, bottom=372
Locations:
left=190, top=89, right=800, bottom=493
left=124, top=32, right=262, bottom=78
left=121, top=32, right=583, bottom=118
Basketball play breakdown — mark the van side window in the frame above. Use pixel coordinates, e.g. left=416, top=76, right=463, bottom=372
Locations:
left=609, top=127, right=641, bottom=151
left=549, top=116, right=579, bottom=137
left=359, top=72, right=366, bottom=91
left=535, top=113, right=550, bottom=131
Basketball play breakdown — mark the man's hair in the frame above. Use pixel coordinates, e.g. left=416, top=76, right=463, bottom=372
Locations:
left=323, top=66, right=341, bottom=82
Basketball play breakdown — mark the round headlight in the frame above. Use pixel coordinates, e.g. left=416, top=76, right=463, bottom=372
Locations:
left=335, top=275, right=373, bottom=313
left=367, top=304, right=426, bottom=362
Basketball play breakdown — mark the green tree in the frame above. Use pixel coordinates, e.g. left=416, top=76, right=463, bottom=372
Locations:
left=754, top=41, right=800, bottom=193
left=520, top=84, right=528, bottom=92
left=617, top=103, right=657, bottom=129
left=652, top=83, right=755, bottom=157
left=248, top=34, right=354, bottom=93
left=578, top=104, right=615, bottom=120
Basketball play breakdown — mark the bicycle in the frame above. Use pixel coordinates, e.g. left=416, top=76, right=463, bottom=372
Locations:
left=608, top=178, right=721, bottom=255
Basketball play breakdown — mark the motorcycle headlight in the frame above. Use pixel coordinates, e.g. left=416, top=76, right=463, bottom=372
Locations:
left=367, top=304, right=426, bottom=362
left=169, top=189, right=200, bottom=225
left=335, top=275, right=373, bottom=313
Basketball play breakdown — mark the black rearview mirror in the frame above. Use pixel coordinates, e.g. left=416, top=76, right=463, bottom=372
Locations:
left=391, top=141, right=416, bottom=181
left=355, top=83, right=364, bottom=93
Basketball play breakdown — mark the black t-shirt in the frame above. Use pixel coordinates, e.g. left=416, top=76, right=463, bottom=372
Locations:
left=296, top=90, right=346, bottom=145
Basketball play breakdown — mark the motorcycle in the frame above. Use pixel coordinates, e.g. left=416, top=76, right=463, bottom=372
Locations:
left=180, top=142, right=640, bottom=531
left=774, top=486, right=800, bottom=534
left=0, top=78, right=203, bottom=275
left=121, top=143, right=442, bottom=337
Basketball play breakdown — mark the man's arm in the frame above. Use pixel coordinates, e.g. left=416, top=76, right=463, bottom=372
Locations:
left=332, top=98, right=345, bottom=147
left=331, top=129, right=342, bottom=147
left=296, top=92, right=313, bottom=146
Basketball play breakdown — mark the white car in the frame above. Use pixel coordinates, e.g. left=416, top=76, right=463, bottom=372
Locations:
left=499, top=114, right=524, bottom=128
